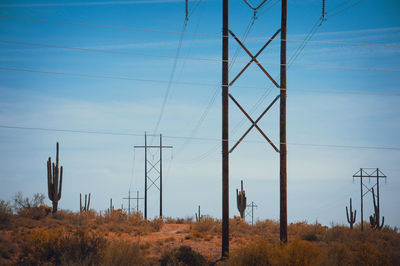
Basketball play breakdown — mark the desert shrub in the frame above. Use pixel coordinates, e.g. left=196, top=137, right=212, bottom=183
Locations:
left=273, top=238, right=321, bottom=266
left=229, top=237, right=321, bottom=266
left=13, top=192, right=45, bottom=212
left=0, top=232, right=18, bottom=264
left=254, top=219, right=280, bottom=237
left=230, top=217, right=253, bottom=237
left=228, top=238, right=273, bottom=266
left=151, top=217, right=164, bottom=231
left=18, top=228, right=106, bottom=265
left=324, top=225, right=348, bottom=242
left=127, top=211, right=144, bottom=225
left=18, top=205, right=51, bottom=220
left=353, top=242, right=391, bottom=265
left=103, top=240, right=144, bottom=266
left=192, top=216, right=219, bottom=234
left=18, top=228, right=64, bottom=265
left=107, top=209, right=128, bottom=222
left=160, top=245, right=208, bottom=266
left=383, top=225, right=399, bottom=234
left=323, top=242, right=352, bottom=266
left=301, top=231, right=318, bottom=242
left=0, top=200, right=13, bottom=228
left=60, top=229, right=107, bottom=265
left=13, top=192, right=50, bottom=220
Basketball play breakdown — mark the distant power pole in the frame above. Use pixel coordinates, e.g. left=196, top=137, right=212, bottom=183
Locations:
left=352, top=168, right=387, bottom=231
left=246, top=201, right=258, bottom=225
left=123, top=190, right=143, bottom=215
left=134, top=133, right=172, bottom=219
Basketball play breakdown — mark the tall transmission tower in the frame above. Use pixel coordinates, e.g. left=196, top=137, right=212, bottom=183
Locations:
left=221, top=0, right=288, bottom=257
left=352, top=168, right=386, bottom=230
left=134, top=133, right=172, bottom=219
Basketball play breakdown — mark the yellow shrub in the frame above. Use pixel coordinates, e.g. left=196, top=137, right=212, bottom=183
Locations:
left=272, top=238, right=321, bottom=266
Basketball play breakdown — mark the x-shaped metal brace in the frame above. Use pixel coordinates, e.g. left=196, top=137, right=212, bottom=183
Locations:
left=229, top=93, right=280, bottom=153
left=147, top=160, right=160, bottom=175
left=147, top=175, right=160, bottom=191
left=229, top=28, right=281, bottom=88
left=146, top=160, right=160, bottom=191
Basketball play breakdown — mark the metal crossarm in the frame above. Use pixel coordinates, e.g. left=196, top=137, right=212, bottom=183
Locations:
left=229, top=93, right=279, bottom=153
left=229, top=29, right=281, bottom=88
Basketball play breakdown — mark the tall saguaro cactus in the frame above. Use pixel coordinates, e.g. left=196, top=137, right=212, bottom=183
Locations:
left=346, top=197, right=356, bottom=229
left=369, top=188, right=384, bottom=230
left=236, top=180, right=247, bottom=219
left=195, top=205, right=202, bottom=222
left=80, top=193, right=91, bottom=212
left=47, top=142, right=63, bottom=215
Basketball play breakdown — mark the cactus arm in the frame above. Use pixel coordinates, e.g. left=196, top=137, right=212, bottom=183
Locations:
left=353, top=209, right=356, bottom=222
left=80, top=193, right=82, bottom=212
left=379, top=216, right=384, bottom=229
left=57, top=166, right=63, bottom=201
left=56, top=142, right=59, bottom=169
left=47, top=158, right=53, bottom=200
left=346, top=206, right=350, bottom=222
left=87, top=193, right=90, bottom=210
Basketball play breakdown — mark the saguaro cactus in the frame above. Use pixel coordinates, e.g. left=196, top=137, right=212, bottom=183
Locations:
left=195, top=205, right=202, bottom=222
left=346, top=197, right=356, bottom=229
left=236, top=180, right=247, bottom=219
left=108, top=198, right=114, bottom=215
left=47, top=142, right=63, bottom=215
left=80, top=193, right=91, bottom=212
left=369, top=188, right=384, bottom=230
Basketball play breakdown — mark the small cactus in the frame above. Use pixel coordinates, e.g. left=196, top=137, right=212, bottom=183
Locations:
left=346, top=197, right=356, bottom=229
left=369, top=188, right=384, bottom=230
left=236, top=180, right=247, bottom=219
left=47, top=142, right=63, bottom=215
left=80, top=193, right=91, bottom=212
left=108, top=198, right=114, bottom=216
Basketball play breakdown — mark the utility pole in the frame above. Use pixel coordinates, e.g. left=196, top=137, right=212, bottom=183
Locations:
left=123, top=190, right=144, bottom=215
left=221, top=0, right=229, bottom=258
left=134, top=133, right=172, bottom=219
left=352, top=168, right=387, bottom=231
left=280, top=0, right=288, bottom=244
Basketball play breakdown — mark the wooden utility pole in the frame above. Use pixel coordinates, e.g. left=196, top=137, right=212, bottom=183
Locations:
left=123, top=190, right=143, bottom=215
left=280, top=0, right=288, bottom=243
left=222, top=0, right=229, bottom=258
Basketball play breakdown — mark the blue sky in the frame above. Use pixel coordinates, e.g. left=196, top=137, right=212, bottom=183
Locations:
left=0, top=0, right=399, bottom=227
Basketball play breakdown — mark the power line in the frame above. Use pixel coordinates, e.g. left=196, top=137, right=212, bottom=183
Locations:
left=191, top=12, right=326, bottom=162
left=1, top=15, right=399, bottom=48
left=176, top=14, right=258, bottom=154
left=326, top=0, right=366, bottom=20
left=2, top=67, right=399, bottom=96
left=4, top=39, right=399, bottom=73
left=151, top=20, right=187, bottom=140
left=0, top=1, right=189, bottom=7
left=0, top=124, right=399, bottom=151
